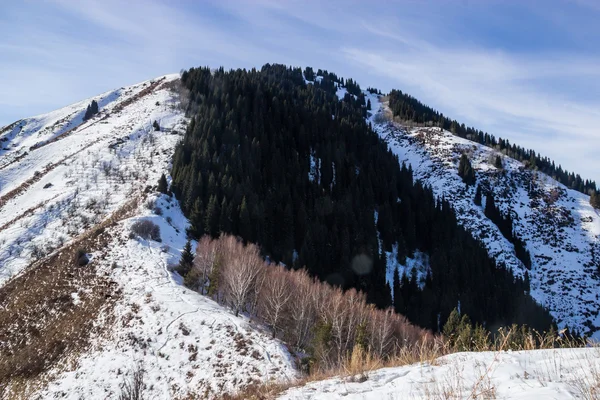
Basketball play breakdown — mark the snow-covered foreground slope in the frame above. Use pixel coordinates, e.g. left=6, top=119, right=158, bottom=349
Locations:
left=280, top=347, right=600, bottom=399
left=38, top=194, right=296, bottom=399
left=0, top=76, right=296, bottom=399
left=365, top=95, right=600, bottom=339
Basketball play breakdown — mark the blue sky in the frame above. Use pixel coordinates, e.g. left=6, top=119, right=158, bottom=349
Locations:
left=1, top=0, right=599, bottom=183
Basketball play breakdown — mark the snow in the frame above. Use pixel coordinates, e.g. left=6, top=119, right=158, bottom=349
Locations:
left=366, top=95, right=600, bottom=338
left=280, top=347, right=600, bottom=399
left=0, top=75, right=297, bottom=398
left=4, top=70, right=600, bottom=398
left=41, top=194, right=297, bottom=399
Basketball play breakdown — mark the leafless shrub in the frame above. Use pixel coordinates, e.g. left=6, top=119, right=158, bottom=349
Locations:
left=118, top=363, right=145, bottom=400
left=144, top=198, right=155, bottom=210
left=130, top=220, right=161, bottom=242
left=74, top=248, right=89, bottom=266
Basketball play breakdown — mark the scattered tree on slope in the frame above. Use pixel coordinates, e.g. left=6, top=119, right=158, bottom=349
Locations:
left=83, top=100, right=99, bottom=121
left=388, top=89, right=597, bottom=195
left=458, top=154, right=476, bottom=186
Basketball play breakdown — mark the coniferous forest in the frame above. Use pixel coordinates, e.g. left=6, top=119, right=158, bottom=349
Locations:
left=170, top=64, right=553, bottom=333
left=388, top=90, right=597, bottom=196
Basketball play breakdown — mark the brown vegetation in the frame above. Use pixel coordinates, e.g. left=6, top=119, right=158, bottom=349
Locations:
left=185, top=234, right=432, bottom=376
left=0, top=196, right=141, bottom=398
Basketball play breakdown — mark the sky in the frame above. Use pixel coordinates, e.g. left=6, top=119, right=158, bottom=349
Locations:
left=1, top=0, right=599, bottom=183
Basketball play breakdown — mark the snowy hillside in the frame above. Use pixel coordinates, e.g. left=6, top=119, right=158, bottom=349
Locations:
left=367, top=94, right=600, bottom=338
left=0, top=76, right=296, bottom=399
left=280, top=347, right=600, bottom=399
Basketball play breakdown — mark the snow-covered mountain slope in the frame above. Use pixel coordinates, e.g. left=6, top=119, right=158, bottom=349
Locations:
left=0, top=75, right=180, bottom=283
left=37, top=194, right=296, bottom=399
left=280, top=347, right=600, bottom=399
left=367, top=95, right=600, bottom=338
left=0, top=76, right=296, bottom=399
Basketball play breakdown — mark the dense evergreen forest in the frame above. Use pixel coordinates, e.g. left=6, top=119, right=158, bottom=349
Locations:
left=388, top=90, right=597, bottom=196
left=170, top=64, right=553, bottom=333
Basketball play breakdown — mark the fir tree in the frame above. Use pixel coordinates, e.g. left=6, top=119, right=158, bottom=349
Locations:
left=238, top=196, right=252, bottom=242
left=157, top=173, right=168, bottom=194
left=204, top=195, right=220, bottom=237
left=591, top=191, right=600, bottom=209
left=495, top=155, right=503, bottom=169
left=474, top=185, right=482, bottom=206
left=392, top=267, right=404, bottom=314
left=458, top=154, right=476, bottom=185
left=178, top=239, right=194, bottom=276
left=443, top=308, right=461, bottom=339
left=83, top=100, right=99, bottom=121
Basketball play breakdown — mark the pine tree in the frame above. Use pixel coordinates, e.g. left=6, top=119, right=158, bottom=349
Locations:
left=458, top=154, right=475, bottom=185
left=178, top=239, right=194, bottom=276
left=238, top=196, right=252, bottom=242
left=83, top=100, right=99, bottom=121
left=495, top=155, right=503, bottom=169
left=157, top=173, right=168, bottom=194
left=474, top=185, right=482, bottom=206
left=484, top=192, right=497, bottom=221
left=591, top=191, right=600, bottom=209
left=443, top=308, right=461, bottom=339
left=205, top=195, right=221, bottom=237
left=392, top=267, right=404, bottom=314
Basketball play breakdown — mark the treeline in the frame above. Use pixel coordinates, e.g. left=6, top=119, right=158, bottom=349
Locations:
left=171, top=64, right=552, bottom=333
left=181, top=234, right=430, bottom=372
left=388, top=90, right=597, bottom=195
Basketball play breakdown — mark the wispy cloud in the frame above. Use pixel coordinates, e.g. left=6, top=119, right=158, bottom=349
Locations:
left=1, top=0, right=598, bottom=182
left=340, top=21, right=600, bottom=182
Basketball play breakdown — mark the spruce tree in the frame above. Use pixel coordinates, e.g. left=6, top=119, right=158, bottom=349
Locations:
left=178, top=239, right=194, bottom=276
left=591, top=191, right=600, bottom=209
left=238, top=196, right=252, bottom=242
left=204, top=195, right=220, bottom=237
left=83, top=100, right=99, bottom=121
left=443, top=308, right=461, bottom=340
left=474, top=185, right=482, bottom=206
left=458, top=154, right=475, bottom=185
left=157, top=173, right=168, bottom=194
left=392, top=267, right=404, bottom=314
left=495, top=155, right=503, bottom=169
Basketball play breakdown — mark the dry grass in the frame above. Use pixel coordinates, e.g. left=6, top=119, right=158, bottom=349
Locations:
left=215, top=338, right=447, bottom=400
left=215, top=325, right=592, bottom=400
left=0, top=197, right=141, bottom=399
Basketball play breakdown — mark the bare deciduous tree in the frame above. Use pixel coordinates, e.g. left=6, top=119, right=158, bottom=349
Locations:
left=287, top=269, right=317, bottom=350
left=190, top=236, right=220, bottom=294
left=220, top=236, right=263, bottom=316
left=258, top=265, right=292, bottom=338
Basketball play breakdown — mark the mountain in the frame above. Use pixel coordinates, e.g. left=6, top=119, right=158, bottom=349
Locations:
left=0, top=75, right=296, bottom=399
left=370, top=96, right=600, bottom=338
left=1, top=64, right=599, bottom=398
